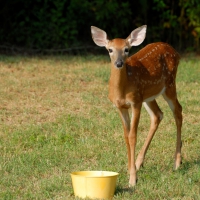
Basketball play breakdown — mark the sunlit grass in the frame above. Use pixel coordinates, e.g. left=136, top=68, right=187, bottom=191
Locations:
left=0, top=54, right=200, bottom=199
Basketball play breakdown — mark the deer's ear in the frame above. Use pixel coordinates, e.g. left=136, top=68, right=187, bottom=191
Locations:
left=127, top=25, right=147, bottom=46
left=91, top=26, right=108, bottom=47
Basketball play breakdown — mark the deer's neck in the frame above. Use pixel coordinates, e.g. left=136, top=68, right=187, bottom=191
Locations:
left=110, top=64, right=128, bottom=87
left=109, top=64, right=129, bottom=102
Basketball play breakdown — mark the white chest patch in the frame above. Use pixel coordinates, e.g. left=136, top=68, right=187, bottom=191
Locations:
left=143, top=87, right=166, bottom=102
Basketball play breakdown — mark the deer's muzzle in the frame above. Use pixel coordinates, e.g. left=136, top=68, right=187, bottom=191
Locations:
left=115, top=60, right=124, bottom=68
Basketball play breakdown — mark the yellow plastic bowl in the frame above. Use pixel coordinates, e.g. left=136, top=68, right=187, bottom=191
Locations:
left=71, top=171, right=119, bottom=199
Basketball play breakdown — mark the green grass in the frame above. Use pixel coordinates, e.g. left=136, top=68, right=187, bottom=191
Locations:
left=0, top=54, right=200, bottom=199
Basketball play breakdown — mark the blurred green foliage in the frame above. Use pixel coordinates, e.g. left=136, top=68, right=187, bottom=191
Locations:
left=0, top=0, right=199, bottom=52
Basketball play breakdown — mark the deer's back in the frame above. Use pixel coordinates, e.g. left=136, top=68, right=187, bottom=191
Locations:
left=125, top=42, right=180, bottom=96
left=126, top=42, right=180, bottom=77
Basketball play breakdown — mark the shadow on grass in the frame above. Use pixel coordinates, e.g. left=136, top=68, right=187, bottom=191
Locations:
left=115, top=185, right=135, bottom=196
left=114, top=157, right=200, bottom=197
left=179, top=156, right=200, bottom=174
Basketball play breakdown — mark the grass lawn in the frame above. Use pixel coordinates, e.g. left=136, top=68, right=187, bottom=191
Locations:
left=0, top=54, right=200, bottom=199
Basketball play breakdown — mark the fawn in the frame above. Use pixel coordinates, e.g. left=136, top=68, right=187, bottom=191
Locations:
left=91, top=25, right=182, bottom=186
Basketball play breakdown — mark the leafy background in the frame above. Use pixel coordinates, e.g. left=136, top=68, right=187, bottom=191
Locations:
left=0, top=0, right=200, bottom=53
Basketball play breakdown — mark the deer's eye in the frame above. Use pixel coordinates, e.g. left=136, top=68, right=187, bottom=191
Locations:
left=108, top=49, right=113, bottom=53
left=125, top=48, right=129, bottom=53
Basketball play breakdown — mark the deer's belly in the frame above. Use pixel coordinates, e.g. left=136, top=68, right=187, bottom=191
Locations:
left=143, top=87, right=166, bottom=102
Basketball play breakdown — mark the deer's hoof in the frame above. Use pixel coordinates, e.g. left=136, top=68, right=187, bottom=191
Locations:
left=129, top=177, right=137, bottom=187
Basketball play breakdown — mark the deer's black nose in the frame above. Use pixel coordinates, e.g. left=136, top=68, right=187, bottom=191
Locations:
left=115, top=60, right=124, bottom=68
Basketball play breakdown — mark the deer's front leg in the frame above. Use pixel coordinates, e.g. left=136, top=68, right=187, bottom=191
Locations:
left=118, top=108, right=131, bottom=172
left=128, top=103, right=142, bottom=186
left=118, top=103, right=142, bottom=187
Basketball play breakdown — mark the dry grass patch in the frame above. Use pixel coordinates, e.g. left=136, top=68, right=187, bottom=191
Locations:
left=0, top=56, right=109, bottom=128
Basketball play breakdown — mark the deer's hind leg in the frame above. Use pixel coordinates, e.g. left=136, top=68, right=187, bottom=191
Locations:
left=162, top=88, right=182, bottom=169
left=136, top=100, right=163, bottom=170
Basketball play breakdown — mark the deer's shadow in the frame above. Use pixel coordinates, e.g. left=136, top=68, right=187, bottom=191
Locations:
left=114, top=157, right=200, bottom=196
left=115, top=185, right=135, bottom=196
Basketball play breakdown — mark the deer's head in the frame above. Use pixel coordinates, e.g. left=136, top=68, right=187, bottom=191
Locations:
left=91, top=25, right=147, bottom=69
